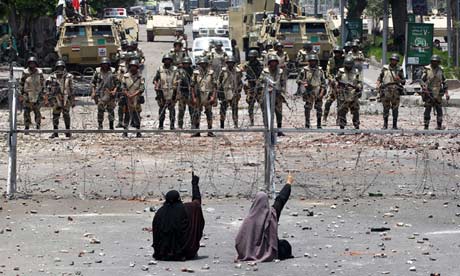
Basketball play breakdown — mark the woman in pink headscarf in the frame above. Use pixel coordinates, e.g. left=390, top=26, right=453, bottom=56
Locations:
left=235, top=176, right=293, bottom=262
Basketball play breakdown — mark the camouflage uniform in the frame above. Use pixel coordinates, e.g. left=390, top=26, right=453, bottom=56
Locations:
left=241, top=58, right=264, bottom=125
left=153, top=64, right=178, bottom=129
left=207, top=48, right=228, bottom=80
left=377, top=64, right=405, bottom=129
left=421, top=64, right=448, bottom=129
left=46, top=70, right=74, bottom=136
left=297, top=64, right=326, bottom=128
left=121, top=69, right=145, bottom=132
left=191, top=66, right=217, bottom=133
left=218, top=63, right=243, bottom=128
left=116, top=55, right=131, bottom=128
left=348, top=50, right=365, bottom=72
left=20, top=67, right=45, bottom=130
left=335, top=67, right=362, bottom=129
left=170, top=48, right=187, bottom=66
left=91, top=67, right=118, bottom=129
left=323, top=56, right=344, bottom=122
left=176, top=66, right=195, bottom=129
left=276, top=49, right=290, bottom=91
left=257, top=66, right=286, bottom=130
left=296, top=49, right=315, bottom=68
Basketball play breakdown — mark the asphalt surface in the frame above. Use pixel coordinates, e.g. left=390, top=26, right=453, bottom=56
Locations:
left=1, top=23, right=460, bottom=276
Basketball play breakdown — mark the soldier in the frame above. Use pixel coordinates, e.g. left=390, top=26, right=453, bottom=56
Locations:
left=323, top=46, right=345, bottom=124
left=120, top=39, right=129, bottom=52
left=46, top=60, right=74, bottom=138
left=297, top=54, right=326, bottom=129
left=176, top=56, right=195, bottom=129
left=20, top=56, right=45, bottom=133
left=376, top=54, right=405, bottom=129
left=121, top=60, right=145, bottom=137
left=91, top=57, right=118, bottom=130
left=218, top=56, right=243, bottom=129
left=170, top=40, right=187, bottom=66
left=420, top=55, right=449, bottom=130
left=343, top=41, right=352, bottom=56
left=274, top=42, right=290, bottom=90
left=257, top=54, right=287, bottom=136
left=191, top=57, right=217, bottom=137
left=241, top=49, right=264, bottom=126
left=175, top=28, right=187, bottom=49
left=207, top=40, right=228, bottom=80
left=335, top=56, right=362, bottom=129
left=153, top=54, right=178, bottom=130
left=116, top=51, right=134, bottom=128
left=231, top=39, right=241, bottom=64
left=129, top=41, right=145, bottom=66
left=296, top=42, right=315, bottom=68
left=348, top=41, right=365, bottom=72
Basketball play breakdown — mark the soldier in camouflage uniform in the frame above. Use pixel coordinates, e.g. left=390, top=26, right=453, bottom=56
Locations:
left=218, top=56, right=243, bottom=129
left=257, top=54, right=287, bottom=137
left=348, top=41, right=365, bottom=72
left=153, top=54, right=178, bottom=130
left=20, top=57, right=45, bottom=132
left=191, top=57, right=217, bottom=137
left=335, top=56, right=362, bottom=129
left=170, top=40, right=187, bottom=66
left=91, top=57, right=118, bottom=130
left=296, top=42, right=315, bottom=68
left=297, top=54, right=326, bottom=129
left=241, top=49, right=264, bottom=126
left=323, top=46, right=345, bottom=124
left=129, top=41, right=145, bottom=67
left=207, top=40, right=228, bottom=81
left=45, top=60, right=74, bottom=138
left=121, top=60, right=145, bottom=138
left=274, top=42, right=290, bottom=90
left=420, top=55, right=449, bottom=130
left=376, top=54, right=405, bottom=129
left=176, top=56, right=195, bottom=129
left=116, top=51, right=134, bottom=128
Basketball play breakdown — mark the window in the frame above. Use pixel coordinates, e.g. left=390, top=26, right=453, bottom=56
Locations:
left=92, top=25, right=113, bottom=36
left=279, top=23, right=300, bottom=33
left=305, top=23, right=326, bottom=33
left=65, top=26, right=86, bottom=37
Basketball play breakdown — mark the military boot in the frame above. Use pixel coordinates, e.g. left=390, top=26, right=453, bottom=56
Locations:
left=109, top=121, right=114, bottom=130
left=159, top=121, right=164, bottom=130
left=220, top=120, right=225, bottom=129
left=436, top=120, right=443, bottom=130
left=317, top=116, right=322, bottom=129
left=50, top=125, right=59, bottom=139
left=24, top=126, right=30, bottom=135
left=207, top=125, right=216, bottom=137
left=304, top=109, right=311, bottom=128
left=233, top=120, right=239, bottom=129
left=65, top=123, right=71, bottom=138
left=277, top=122, right=285, bottom=137
left=249, top=115, right=255, bottom=127
left=98, top=123, right=103, bottom=130
left=382, top=117, right=388, bottom=129
left=424, top=121, right=429, bottom=130
left=392, top=109, right=399, bottom=130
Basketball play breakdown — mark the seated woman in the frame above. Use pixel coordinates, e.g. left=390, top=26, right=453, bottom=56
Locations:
left=235, top=175, right=293, bottom=262
left=152, top=173, right=205, bottom=261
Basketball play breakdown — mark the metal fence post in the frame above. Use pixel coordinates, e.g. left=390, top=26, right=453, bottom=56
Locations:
left=263, top=77, right=276, bottom=198
left=7, top=66, right=18, bottom=198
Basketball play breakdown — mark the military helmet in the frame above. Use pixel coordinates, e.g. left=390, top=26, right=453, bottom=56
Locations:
left=431, top=55, right=441, bottom=62
left=100, top=57, right=111, bottom=65
left=173, top=40, right=183, bottom=46
left=248, top=49, right=259, bottom=58
left=390, top=53, right=400, bottom=61
left=352, top=41, right=359, bottom=47
left=226, top=56, right=237, bottom=63
left=308, top=54, right=319, bottom=61
left=215, top=40, right=223, bottom=46
left=303, top=42, right=312, bottom=48
left=344, top=56, right=354, bottom=65
left=55, top=60, right=66, bottom=68
left=129, top=59, right=140, bottom=68
left=267, top=55, right=279, bottom=64
left=181, top=56, right=192, bottom=64
left=333, top=46, right=343, bottom=53
left=27, top=56, right=38, bottom=65
left=275, top=42, right=284, bottom=48
left=162, top=53, right=173, bottom=62
left=197, top=56, right=209, bottom=64
left=121, top=39, right=129, bottom=47
left=344, top=41, right=352, bottom=48
left=119, top=53, right=126, bottom=60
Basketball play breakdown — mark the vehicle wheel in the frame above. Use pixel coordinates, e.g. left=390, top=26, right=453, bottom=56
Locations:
left=147, top=31, right=154, bottom=42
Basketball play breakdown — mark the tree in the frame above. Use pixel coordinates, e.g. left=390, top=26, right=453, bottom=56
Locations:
left=365, top=0, right=385, bottom=35
left=347, top=0, right=368, bottom=19
left=389, top=0, right=408, bottom=53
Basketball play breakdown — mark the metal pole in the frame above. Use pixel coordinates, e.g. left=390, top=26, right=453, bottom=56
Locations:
left=382, top=0, right=388, bottom=66
left=457, top=0, right=460, bottom=67
left=340, top=0, right=345, bottom=47
left=314, top=0, right=318, bottom=15
left=7, top=64, right=17, bottom=198
left=448, top=0, right=453, bottom=67
left=263, top=77, right=276, bottom=198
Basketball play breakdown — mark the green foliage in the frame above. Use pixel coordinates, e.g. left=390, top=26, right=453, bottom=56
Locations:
left=365, top=0, right=384, bottom=19
left=2, top=0, right=57, bottom=17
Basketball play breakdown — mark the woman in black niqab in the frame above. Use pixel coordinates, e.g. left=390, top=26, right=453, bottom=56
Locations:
left=152, top=190, right=190, bottom=261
